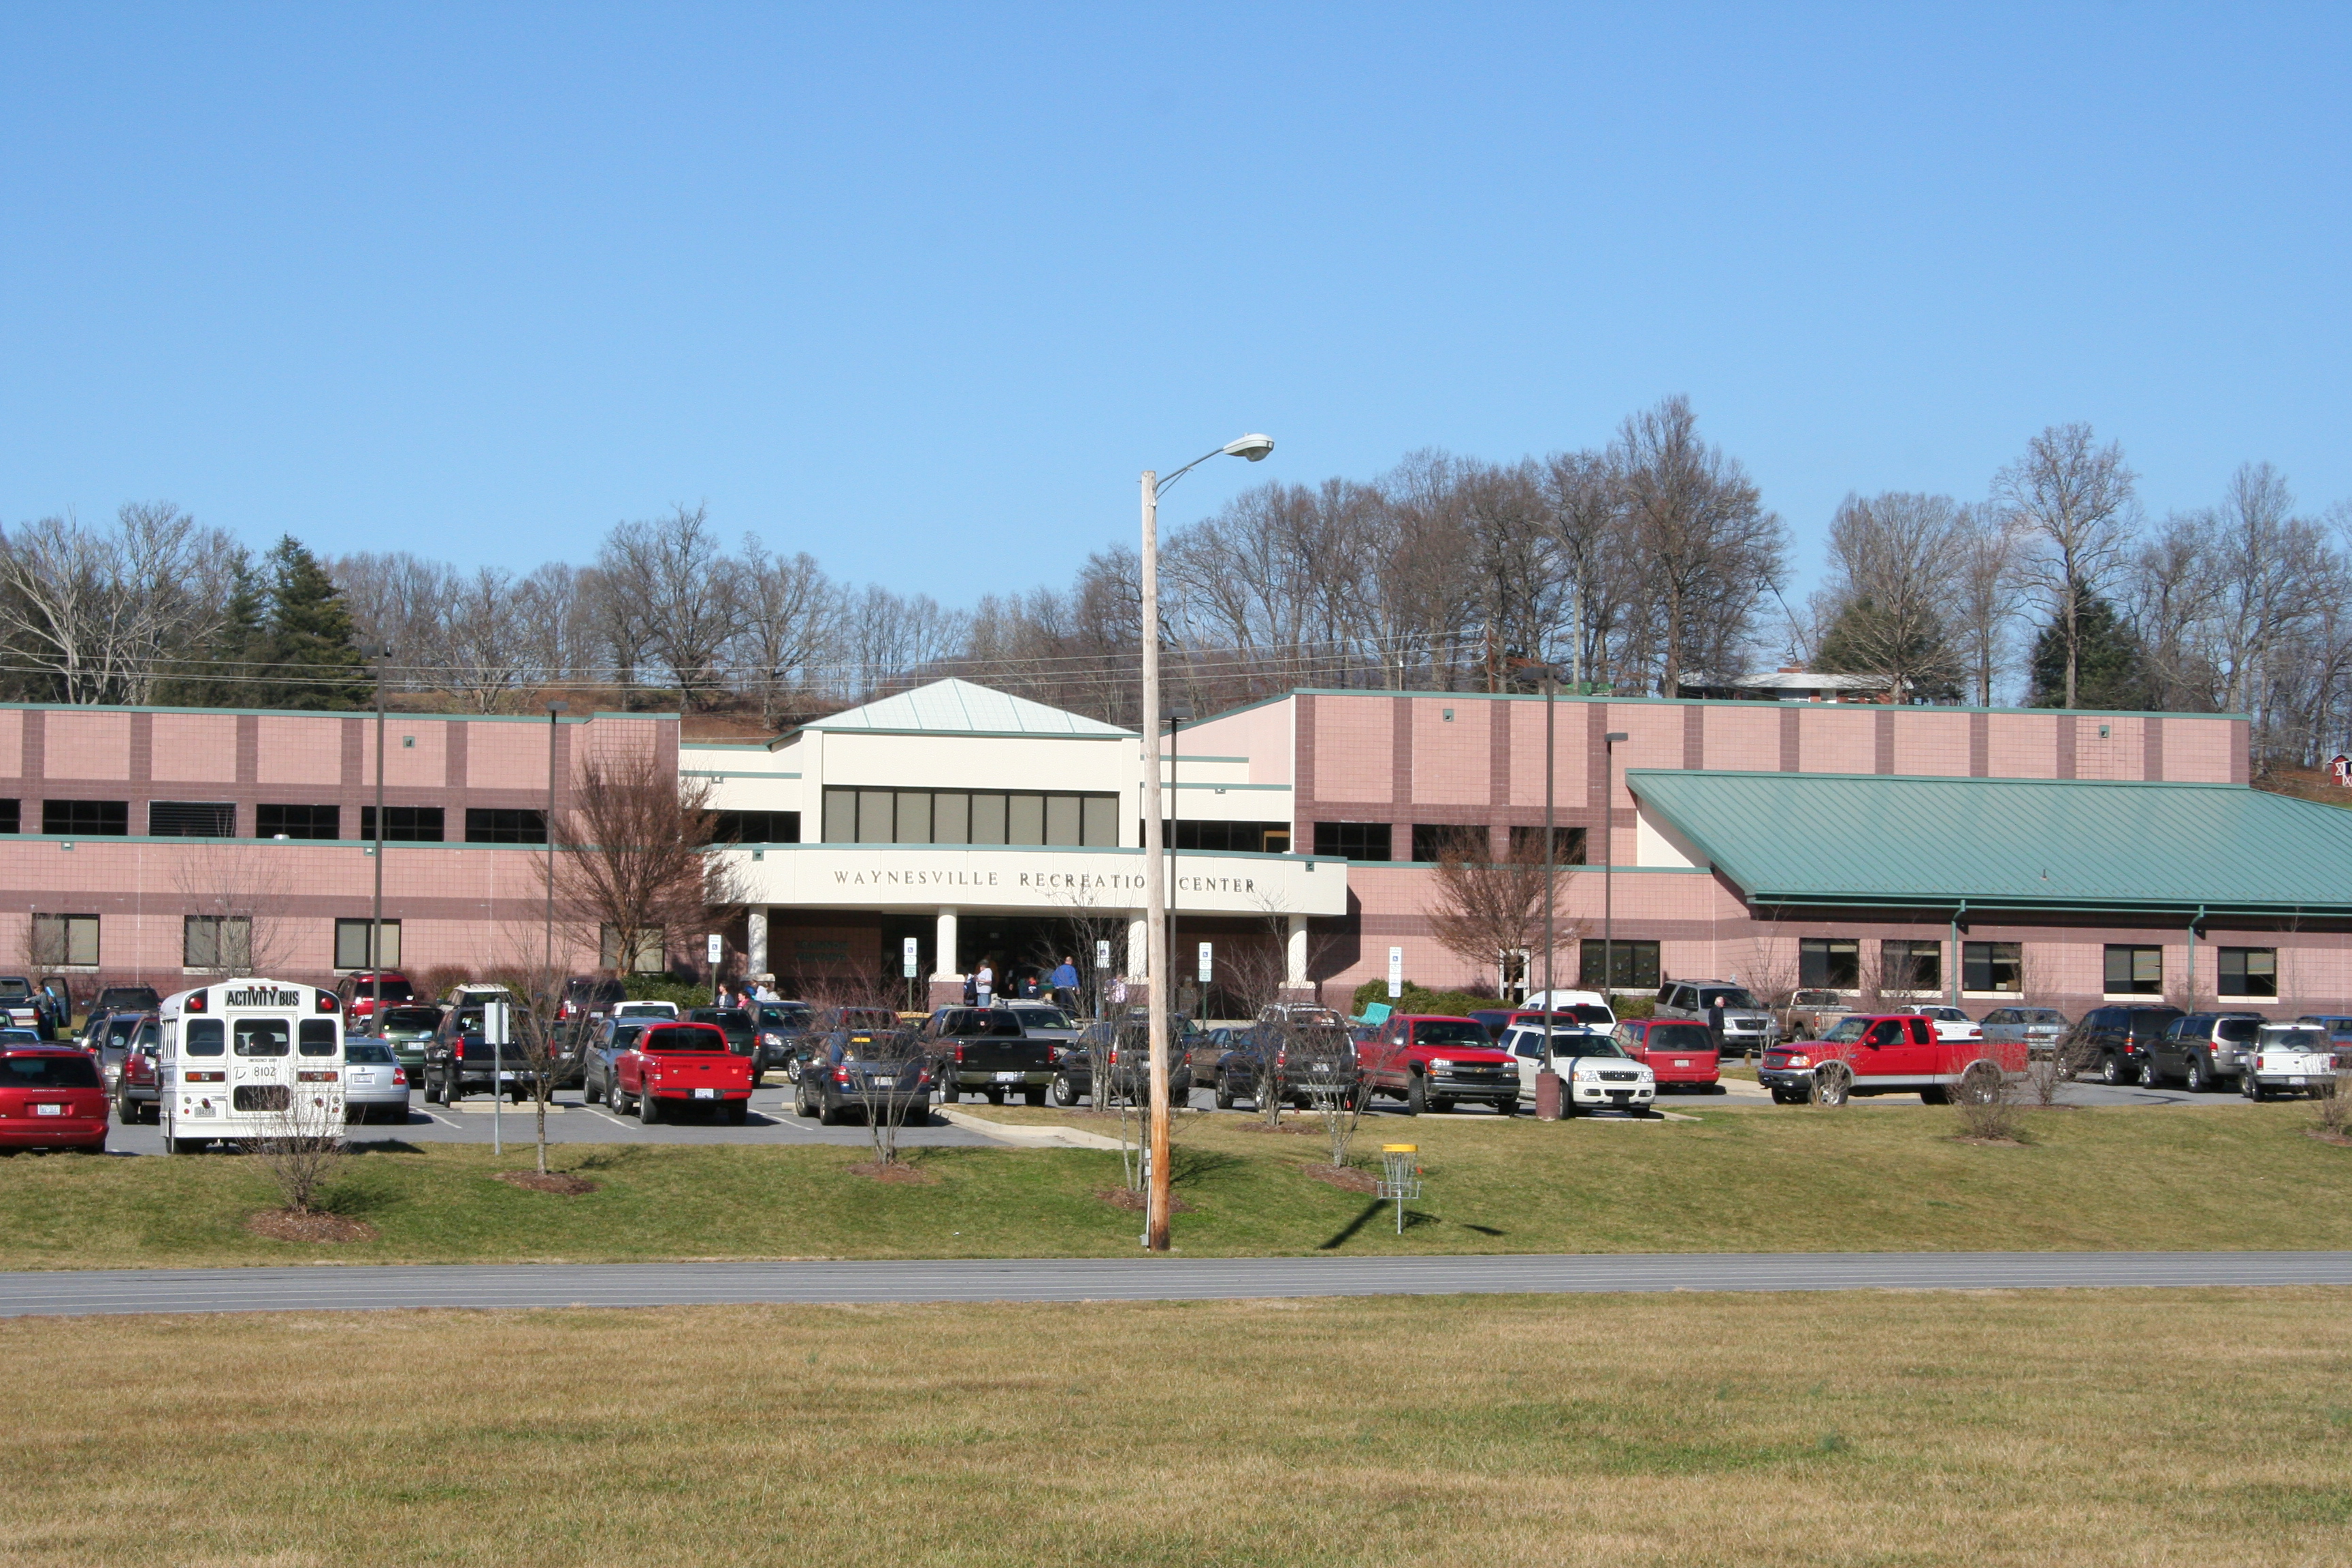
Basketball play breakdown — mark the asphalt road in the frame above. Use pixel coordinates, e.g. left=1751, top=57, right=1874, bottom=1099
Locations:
left=6, top=1251, right=2350, bottom=1318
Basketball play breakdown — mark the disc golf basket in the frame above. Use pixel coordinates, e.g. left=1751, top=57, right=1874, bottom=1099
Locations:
left=1377, top=1143, right=1423, bottom=1233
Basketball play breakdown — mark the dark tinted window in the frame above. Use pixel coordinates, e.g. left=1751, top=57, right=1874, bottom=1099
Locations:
left=379, top=1007, right=440, bottom=1032
left=1646, top=1024, right=1716, bottom=1050
left=709, top=811, right=801, bottom=844
left=345, top=1041, right=395, bottom=1064
left=1695, top=987, right=1759, bottom=1009
left=361, top=806, right=445, bottom=842
left=184, top=1019, right=225, bottom=1056
left=2213, top=1018, right=2261, bottom=1042
left=1311, top=821, right=1392, bottom=861
left=257, top=804, right=340, bottom=839
left=298, top=1019, right=338, bottom=1057
left=0, top=979, right=27, bottom=999
left=641, top=1025, right=725, bottom=1052
left=465, top=808, right=546, bottom=845
left=234, top=1019, right=291, bottom=1057
left=43, top=800, right=128, bottom=836
left=1409, top=1020, right=1492, bottom=1047
left=0, top=799, right=16, bottom=833
left=0, top=1054, right=100, bottom=1088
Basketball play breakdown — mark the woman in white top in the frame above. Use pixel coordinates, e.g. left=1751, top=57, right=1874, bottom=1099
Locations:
left=974, top=961, right=994, bottom=1007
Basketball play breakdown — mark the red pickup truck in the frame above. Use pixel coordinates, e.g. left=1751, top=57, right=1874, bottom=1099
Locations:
left=609, top=1022, right=753, bottom=1124
left=1358, top=1013, right=1521, bottom=1115
left=1759, top=1013, right=2025, bottom=1106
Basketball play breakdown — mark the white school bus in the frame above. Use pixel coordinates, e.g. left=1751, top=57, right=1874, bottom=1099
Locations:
left=160, top=978, right=345, bottom=1153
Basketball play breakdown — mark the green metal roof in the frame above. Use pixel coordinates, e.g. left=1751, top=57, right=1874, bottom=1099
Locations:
left=1625, top=770, right=2352, bottom=917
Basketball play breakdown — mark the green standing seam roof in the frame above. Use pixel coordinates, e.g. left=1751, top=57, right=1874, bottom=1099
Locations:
left=1624, top=770, right=2352, bottom=917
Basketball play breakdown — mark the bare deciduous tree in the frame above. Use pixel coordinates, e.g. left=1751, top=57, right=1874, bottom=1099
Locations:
left=1422, top=838, right=1575, bottom=998
left=1995, top=423, right=2140, bottom=709
left=0, top=503, right=243, bottom=704
left=551, top=745, right=735, bottom=975
left=1812, top=492, right=1967, bottom=701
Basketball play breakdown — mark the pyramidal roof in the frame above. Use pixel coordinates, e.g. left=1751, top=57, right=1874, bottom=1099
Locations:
left=798, top=679, right=1134, bottom=738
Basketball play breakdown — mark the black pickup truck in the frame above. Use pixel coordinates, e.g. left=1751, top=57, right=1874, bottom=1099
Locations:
left=421, top=1002, right=540, bottom=1104
left=921, top=1007, right=1060, bottom=1106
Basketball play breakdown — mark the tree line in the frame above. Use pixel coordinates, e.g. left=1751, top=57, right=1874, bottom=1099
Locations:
left=2, top=397, right=2345, bottom=769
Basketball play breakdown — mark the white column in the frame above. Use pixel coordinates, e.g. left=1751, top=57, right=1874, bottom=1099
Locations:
left=746, top=906, right=769, bottom=977
left=932, top=908, right=960, bottom=979
left=1286, top=913, right=1309, bottom=987
left=1127, top=914, right=1149, bottom=979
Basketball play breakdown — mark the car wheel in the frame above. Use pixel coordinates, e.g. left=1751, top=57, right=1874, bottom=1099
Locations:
left=1213, top=1076, right=1235, bottom=1111
left=1918, top=1086, right=1950, bottom=1105
left=725, top=1102, right=749, bottom=1126
left=638, top=1088, right=659, bottom=1125
left=2184, top=1058, right=2206, bottom=1094
left=1403, top=1075, right=1426, bottom=1116
left=2099, top=1053, right=2123, bottom=1086
left=985, top=1088, right=1005, bottom=1105
left=1492, top=1098, right=1516, bottom=1117
left=2250, top=1081, right=2270, bottom=1102
left=1023, top=1085, right=1047, bottom=1107
left=1811, top=1061, right=1852, bottom=1107
left=1050, top=1074, right=1077, bottom=1109
left=817, top=1098, right=843, bottom=1126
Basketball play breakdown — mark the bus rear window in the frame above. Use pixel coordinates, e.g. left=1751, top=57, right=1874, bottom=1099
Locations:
left=298, top=1019, right=338, bottom=1057
left=234, top=1019, right=291, bottom=1057
left=185, top=1019, right=225, bottom=1056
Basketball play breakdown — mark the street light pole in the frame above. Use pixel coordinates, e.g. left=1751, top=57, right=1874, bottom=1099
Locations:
left=1538, top=670, right=1558, bottom=1118
left=544, top=702, right=566, bottom=985
left=1141, top=434, right=1273, bottom=1253
left=365, top=643, right=389, bottom=1029
left=1603, top=730, right=1628, bottom=998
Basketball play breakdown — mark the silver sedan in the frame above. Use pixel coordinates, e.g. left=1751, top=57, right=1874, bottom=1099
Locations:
left=342, top=1037, right=412, bottom=1124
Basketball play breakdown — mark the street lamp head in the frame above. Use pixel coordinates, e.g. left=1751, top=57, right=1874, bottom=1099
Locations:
left=1166, top=702, right=1195, bottom=722
left=1604, top=731, right=1629, bottom=744
left=546, top=701, right=569, bottom=715
left=1221, top=434, right=1275, bottom=461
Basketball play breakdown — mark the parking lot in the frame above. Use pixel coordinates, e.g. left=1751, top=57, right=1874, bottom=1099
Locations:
left=93, top=1070, right=2250, bottom=1155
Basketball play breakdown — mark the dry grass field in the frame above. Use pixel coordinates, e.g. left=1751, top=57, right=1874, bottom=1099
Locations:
left=5, top=1288, right=2350, bottom=1567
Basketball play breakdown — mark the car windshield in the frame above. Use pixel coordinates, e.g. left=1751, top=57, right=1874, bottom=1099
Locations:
left=0, top=1029, right=44, bottom=1044
left=0, top=980, right=30, bottom=1000
left=1, top=1054, right=99, bottom=1088
left=1697, top=987, right=1759, bottom=1009
left=381, top=1008, right=442, bottom=1032
left=1555, top=1036, right=1627, bottom=1059
left=2024, top=1010, right=2065, bottom=1024
left=354, top=979, right=414, bottom=1002
left=2213, top=1018, right=2261, bottom=1042
left=2261, top=1026, right=2328, bottom=1049
left=1411, top=1021, right=1492, bottom=1047
left=1793, top=991, right=1840, bottom=1005
left=1647, top=1024, right=1716, bottom=1050
left=1011, top=1006, right=1075, bottom=1028
left=759, top=1005, right=811, bottom=1030
left=345, top=1041, right=395, bottom=1064
left=2128, top=1011, right=2181, bottom=1037
left=642, top=1026, right=725, bottom=1052
left=1823, top=1017, right=1871, bottom=1043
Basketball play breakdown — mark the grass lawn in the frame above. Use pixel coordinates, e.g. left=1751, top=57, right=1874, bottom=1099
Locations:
left=5, top=1288, right=2351, bottom=1566
left=3, top=1101, right=2349, bottom=1270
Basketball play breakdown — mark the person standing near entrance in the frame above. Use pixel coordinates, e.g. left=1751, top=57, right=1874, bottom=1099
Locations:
left=1706, top=995, right=1727, bottom=1056
left=1050, top=956, right=1079, bottom=1011
left=975, top=958, right=995, bottom=1008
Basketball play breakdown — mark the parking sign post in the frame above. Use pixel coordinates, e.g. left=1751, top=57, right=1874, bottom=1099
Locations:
left=483, top=1000, right=510, bottom=1156
left=707, top=932, right=723, bottom=1005
left=1388, top=946, right=1403, bottom=1001
left=903, top=935, right=919, bottom=1011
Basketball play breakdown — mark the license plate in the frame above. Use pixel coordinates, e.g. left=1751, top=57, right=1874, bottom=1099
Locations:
left=873, top=1077, right=896, bottom=1088
left=1675, top=1059, right=1690, bottom=1067
left=2290, top=1076, right=2307, bottom=1085
left=693, top=1087, right=716, bottom=1099
left=995, top=1071, right=1021, bottom=1081
left=34, top=1104, right=63, bottom=1116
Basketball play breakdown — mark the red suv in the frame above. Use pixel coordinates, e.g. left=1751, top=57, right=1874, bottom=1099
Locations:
left=0, top=1045, right=109, bottom=1152
left=1614, top=1018, right=1722, bottom=1091
left=1359, top=1014, right=1521, bottom=1115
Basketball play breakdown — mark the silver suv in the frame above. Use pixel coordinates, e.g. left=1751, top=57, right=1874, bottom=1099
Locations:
left=1653, top=981, right=1778, bottom=1058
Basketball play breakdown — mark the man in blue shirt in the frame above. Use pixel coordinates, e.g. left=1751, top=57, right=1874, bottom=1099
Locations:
left=1049, top=956, right=1080, bottom=1011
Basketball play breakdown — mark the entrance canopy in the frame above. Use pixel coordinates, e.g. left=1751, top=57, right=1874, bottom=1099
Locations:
left=719, top=843, right=1348, bottom=918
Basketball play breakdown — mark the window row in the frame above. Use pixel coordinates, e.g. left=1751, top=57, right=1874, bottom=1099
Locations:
left=0, top=799, right=542, bottom=844
left=27, top=916, right=405, bottom=971
left=820, top=788, right=1119, bottom=847
left=1311, top=821, right=1588, bottom=864
left=1791, top=938, right=2281, bottom=998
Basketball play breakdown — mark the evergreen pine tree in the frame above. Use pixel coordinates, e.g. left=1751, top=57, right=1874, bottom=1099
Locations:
left=154, top=549, right=267, bottom=707
left=255, top=536, right=369, bottom=709
left=2028, top=592, right=2146, bottom=709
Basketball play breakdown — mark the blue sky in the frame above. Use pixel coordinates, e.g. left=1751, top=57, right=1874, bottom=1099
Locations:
left=3, top=5, right=2346, bottom=603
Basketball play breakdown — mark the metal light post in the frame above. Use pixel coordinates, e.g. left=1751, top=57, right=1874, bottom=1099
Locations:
left=1602, top=730, right=1628, bottom=998
left=363, top=643, right=391, bottom=1030
left=544, top=700, right=566, bottom=1009
left=1537, top=668, right=1561, bottom=1119
left=1141, top=434, right=1274, bottom=1253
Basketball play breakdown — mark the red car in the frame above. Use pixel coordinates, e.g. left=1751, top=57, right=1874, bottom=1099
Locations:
left=610, top=1022, right=754, bottom=1124
left=1358, top=1013, right=1521, bottom=1115
left=1614, top=1019, right=1722, bottom=1091
left=340, top=970, right=417, bottom=1030
left=0, top=1045, right=109, bottom=1152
